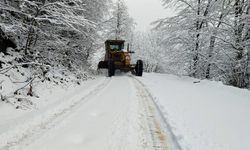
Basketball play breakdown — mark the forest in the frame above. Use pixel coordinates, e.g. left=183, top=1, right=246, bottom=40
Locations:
left=153, top=0, right=250, bottom=89
left=136, top=0, right=250, bottom=89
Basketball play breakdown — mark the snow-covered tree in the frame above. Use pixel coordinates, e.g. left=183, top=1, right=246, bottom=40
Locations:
left=228, top=0, right=250, bottom=88
left=132, top=31, right=165, bottom=72
left=0, top=0, right=112, bottom=71
left=0, top=0, right=113, bottom=104
left=103, top=0, right=135, bottom=41
left=1, top=0, right=92, bottom=56
left=155, top=0, right=250, bottom=88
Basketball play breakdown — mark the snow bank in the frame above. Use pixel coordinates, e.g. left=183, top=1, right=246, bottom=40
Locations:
left=138, top=73, right=250, bottom=150
left=0, top=75, right=106, bottom=148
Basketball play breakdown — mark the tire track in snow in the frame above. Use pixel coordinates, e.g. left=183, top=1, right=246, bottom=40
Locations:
left=133, top=78, right=168, bottom=150
left=132, top=77, right=182, bottom=150
left=107, top=76, right=140, bottom=150
left=0, top=78, right=111, bottom=150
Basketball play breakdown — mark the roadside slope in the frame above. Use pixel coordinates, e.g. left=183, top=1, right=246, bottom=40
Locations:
left=0, top=77, right=108, bottom=149
left=138, top=73, right=250, bottom=150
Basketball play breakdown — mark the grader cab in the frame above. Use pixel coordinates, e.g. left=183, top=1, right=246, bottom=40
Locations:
left=98, top=40, right=143, bottom=77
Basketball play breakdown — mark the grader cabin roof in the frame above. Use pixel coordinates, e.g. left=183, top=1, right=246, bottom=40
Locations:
left=105, top=40, right=125, bottom=44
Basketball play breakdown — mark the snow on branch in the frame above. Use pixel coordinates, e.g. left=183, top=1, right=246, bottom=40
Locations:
left=0, top=62, right=49, bottom=74
left=1, top=0, right=94, bottom=35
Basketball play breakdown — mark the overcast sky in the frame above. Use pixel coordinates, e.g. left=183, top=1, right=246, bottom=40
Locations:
left=124, top=0, right=173, bottom=31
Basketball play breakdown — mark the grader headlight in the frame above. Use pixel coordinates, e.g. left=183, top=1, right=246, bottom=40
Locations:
left=125, top=55, right=130, bottom=60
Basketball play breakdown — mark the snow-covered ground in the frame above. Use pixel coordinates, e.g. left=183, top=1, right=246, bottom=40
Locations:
left=138, top=73, right=250, bottom=150
left=0, top=75, right=169, bottom=150
left=0, top=76, right=107, bottom=148
left=0, top=73, right=250, bottom=150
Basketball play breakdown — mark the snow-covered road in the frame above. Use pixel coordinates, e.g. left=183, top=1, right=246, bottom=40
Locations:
left=1, top=73, right=250, bottom=150
left=0, top=76, right=172, bottom=150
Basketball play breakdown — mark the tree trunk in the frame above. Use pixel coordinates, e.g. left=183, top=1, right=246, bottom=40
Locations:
left=247, top=47, right=250, bottom=88
left=206, top=13, right=224, bottom=79
left=206, top=35, right=216, bottom=79
left=24, top=7, right=40, bottom=55
left=24, top=26, right=36, bottom=55
left=192, top=0, right=212, bottom=78
left=115, top=1, right=121, bottom=40
left=231, top=0, right=248, bottom=88
left=245, top=3, right=250, bottom=87
left=191, top=0, right=201, bottom=77
left=0, top=28, right=5, bottom=54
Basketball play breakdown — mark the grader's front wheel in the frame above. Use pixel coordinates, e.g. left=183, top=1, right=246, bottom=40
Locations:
left=108, top=60, right=115, bottom=77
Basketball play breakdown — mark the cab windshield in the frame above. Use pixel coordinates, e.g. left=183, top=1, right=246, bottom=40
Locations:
left=110, top=43, right=124, bottom=51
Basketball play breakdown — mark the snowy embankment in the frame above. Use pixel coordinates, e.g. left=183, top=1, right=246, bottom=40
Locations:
left=138, top=73, right=250, bottom=150
left=0, top=75, right=106, bottom=148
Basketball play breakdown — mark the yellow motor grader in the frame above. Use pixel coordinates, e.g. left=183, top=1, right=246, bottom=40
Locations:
left=98, top=40, right=143, bottom=77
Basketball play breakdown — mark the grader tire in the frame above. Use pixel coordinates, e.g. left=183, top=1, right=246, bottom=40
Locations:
left=135, top=60, right=143, bottom=76
left=108, top=61, right=115, bottom=77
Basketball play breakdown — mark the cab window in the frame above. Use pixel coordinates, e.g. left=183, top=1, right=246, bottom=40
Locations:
left=110, top=44, right=120, bottom=50
left=110, top=43, right=124, bottom=51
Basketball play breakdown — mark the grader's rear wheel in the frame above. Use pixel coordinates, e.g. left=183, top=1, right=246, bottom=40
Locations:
left=135, top=60, right=143, bottom=76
